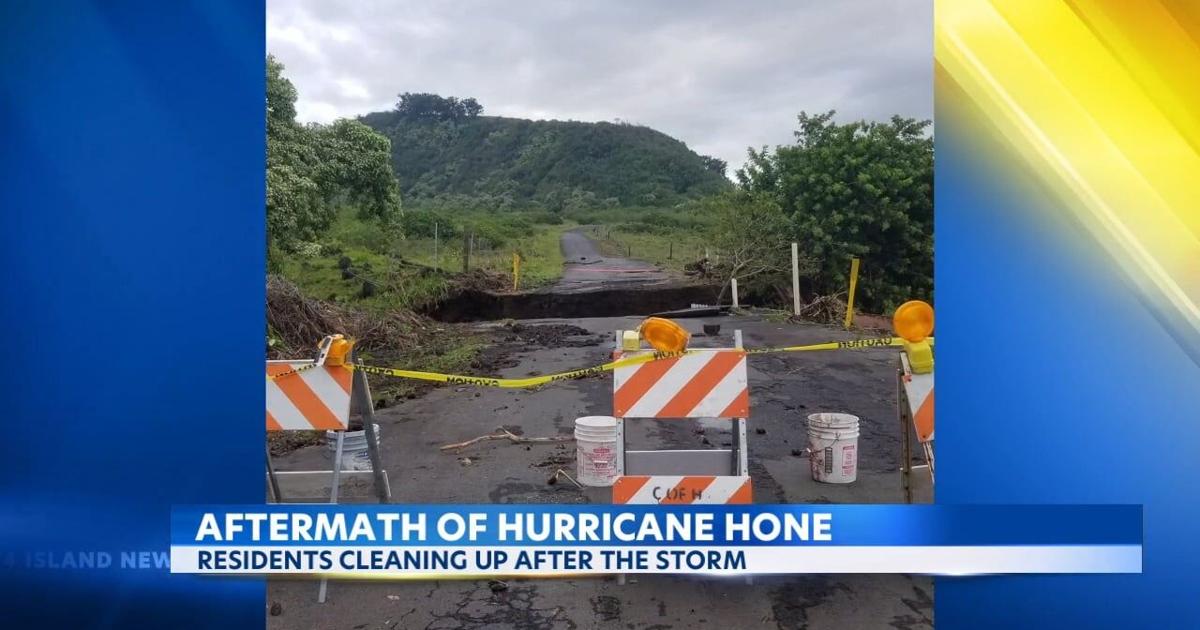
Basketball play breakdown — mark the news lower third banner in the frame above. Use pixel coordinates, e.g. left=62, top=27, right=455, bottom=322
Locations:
left=171, top=505, right=1141, bottom=576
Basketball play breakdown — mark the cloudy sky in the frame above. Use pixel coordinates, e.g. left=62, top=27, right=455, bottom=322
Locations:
left=267, top=1, right=931, bottom=174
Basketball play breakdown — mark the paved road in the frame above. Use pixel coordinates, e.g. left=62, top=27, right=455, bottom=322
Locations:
left=268, top=312, right=932, bottom=629
left=555, top=229, right=673, bottom=293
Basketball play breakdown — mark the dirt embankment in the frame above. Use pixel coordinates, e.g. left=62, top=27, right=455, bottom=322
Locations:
left=426, top=284, right=720, bottom=322
left=267, top=275, right=610, bottom=454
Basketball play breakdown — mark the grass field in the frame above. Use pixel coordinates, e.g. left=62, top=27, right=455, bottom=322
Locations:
left=399, top=222, right=572, bottom=289
left=277, top=209, right=574, bottom=311
left=277, top=246, right=453, bottom=310
left=587, top=224, right=711, bottom=273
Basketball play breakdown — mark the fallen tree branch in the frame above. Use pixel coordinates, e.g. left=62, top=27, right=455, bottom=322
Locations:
left=548, top=468, right=584, bottom=489
left=440, top=427, right=574, bottom=452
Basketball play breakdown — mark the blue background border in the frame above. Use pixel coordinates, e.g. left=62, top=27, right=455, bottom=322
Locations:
left=936, top=110, right=1198, bottom=626
left=1, top=2, right=264, bottom=626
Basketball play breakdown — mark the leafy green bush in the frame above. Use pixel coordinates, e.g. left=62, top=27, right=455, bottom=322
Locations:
left=737, top=111, right=933, bottom=312
left=399, top=208, right=458, bottom=239
left=524, top=210, right=564, bottom=225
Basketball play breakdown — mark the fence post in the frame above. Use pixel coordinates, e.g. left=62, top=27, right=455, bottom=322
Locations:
left=462, top=231, right=472, bottom=272
left=791, top=242, right=801, bottom=315
left=512, top=252, right=521, bottom=291
left=844, top=258, right=860, bottom=329
left=731, top=277, right=739, bottom=308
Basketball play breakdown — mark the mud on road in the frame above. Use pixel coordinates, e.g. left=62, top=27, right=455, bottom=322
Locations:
left=268, top=313, right=932, bottom=630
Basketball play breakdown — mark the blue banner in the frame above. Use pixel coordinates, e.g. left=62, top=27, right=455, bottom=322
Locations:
left=171, top=504, right=1141, bottom=547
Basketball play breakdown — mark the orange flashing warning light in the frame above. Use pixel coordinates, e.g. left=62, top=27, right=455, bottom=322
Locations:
left=894, top=301, right=934, bottom=374
left=321, top=334, right=355, bottom=367
left=639, top=317, right=690, bottom=353
left=893, top=300, right=934, bottom=343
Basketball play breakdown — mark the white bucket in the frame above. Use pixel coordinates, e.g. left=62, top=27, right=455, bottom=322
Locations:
left=325, top=424, right=381, bottom=471
left=807, top=413, right=859, bottom=484
left=574, top=416, right=618, bottom=487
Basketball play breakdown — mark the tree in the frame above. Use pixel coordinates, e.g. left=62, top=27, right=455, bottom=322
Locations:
left=311, top=119, right=401, bottom=223
left=267, top=56, right=401, bottom=256
left=737, top=111, right=932, bottom=311
left=395, top=92, right=483, bottom=124
left=708, top=192, right=809, bottom=303
left=700, top=155, right=727, bottom=177
left=461, top=97, right=483, bottom=118
left=267, top=56, right=324, bottom=252
left=266, top=55, right=297, bottom=133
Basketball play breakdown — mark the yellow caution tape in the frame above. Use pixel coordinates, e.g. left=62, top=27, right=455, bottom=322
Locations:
left=265, top=362, right=322, bottom=382
left=742, top=336, right=906, bottom=354
left=352, top=349, right=687, bottom=388
left=339, top=336, right=920, bottom=390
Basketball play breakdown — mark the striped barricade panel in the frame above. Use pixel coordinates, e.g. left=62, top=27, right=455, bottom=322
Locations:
left=266, top=360, right=353, bottom=431
left=612, top=475, right=752, bottom=504
left=900, top=357, right=934, bottom=443
left=613, top=350, right=749, bottom=418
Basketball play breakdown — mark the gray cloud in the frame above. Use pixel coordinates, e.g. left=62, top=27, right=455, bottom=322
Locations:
left=267, top=0, right=931, bottom=175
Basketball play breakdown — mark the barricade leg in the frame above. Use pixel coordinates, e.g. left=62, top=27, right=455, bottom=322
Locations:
left=354, top=361, right=391, bottom=502
left=733, top=330, right=752, bottom=587
left=317, top=431, right=346, bottom=603
left=266, top=441, right=283, bottom=503
left=898, top=367, right=913, bottom=504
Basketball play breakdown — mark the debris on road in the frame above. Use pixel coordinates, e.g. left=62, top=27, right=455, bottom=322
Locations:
left=792, top=293, right=848, bottom=325
left=440, top=426, right=574, bottom=453
left=548, top=468, right=584, bottom=489
left=652, top=305, right=726, bottom=318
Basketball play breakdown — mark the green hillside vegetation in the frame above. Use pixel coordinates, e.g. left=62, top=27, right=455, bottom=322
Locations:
left=360, top=93, right=731, bottom=209
left=266, top=56, right=932, bottom=321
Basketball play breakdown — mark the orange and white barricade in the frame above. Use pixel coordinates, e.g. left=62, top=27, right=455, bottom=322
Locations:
left=266, top=361, right=353, bottom=431
left=264, top=335, right=390, bottom=505
left=611, top=330, right=752, bottom=506
left=265, top=335, right=390, bottom=604
left=898, top=352, right=934, bottom=501
left=612, top=475, right=752, bottom=505
left=893, top=300, right=934, bottom=502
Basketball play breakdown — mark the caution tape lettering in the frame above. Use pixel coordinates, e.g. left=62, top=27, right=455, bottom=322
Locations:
left=446, top=376, right=502, bottom=387
left=836, top=337, right=897, bottom=349
left=268, top=336, right=924, bottom=389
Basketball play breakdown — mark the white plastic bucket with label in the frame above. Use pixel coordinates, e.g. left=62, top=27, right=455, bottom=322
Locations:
left=807, top=413, right=859, bottom=484
left=574, top=415, right=618, bottom=487
left=325, top=424, right=381, bottom=471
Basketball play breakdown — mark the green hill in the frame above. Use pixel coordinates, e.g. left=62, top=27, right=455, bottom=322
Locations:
left=359, top=95, right=731, bottom=208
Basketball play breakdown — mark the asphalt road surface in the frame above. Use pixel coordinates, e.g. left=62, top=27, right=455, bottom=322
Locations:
left=555, top=228, right=674, bottom=293
left=267, top=232, right=932, bottom=629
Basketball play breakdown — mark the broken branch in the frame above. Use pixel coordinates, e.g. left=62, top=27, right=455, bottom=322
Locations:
left=439, top=427, right=574, bottom=452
